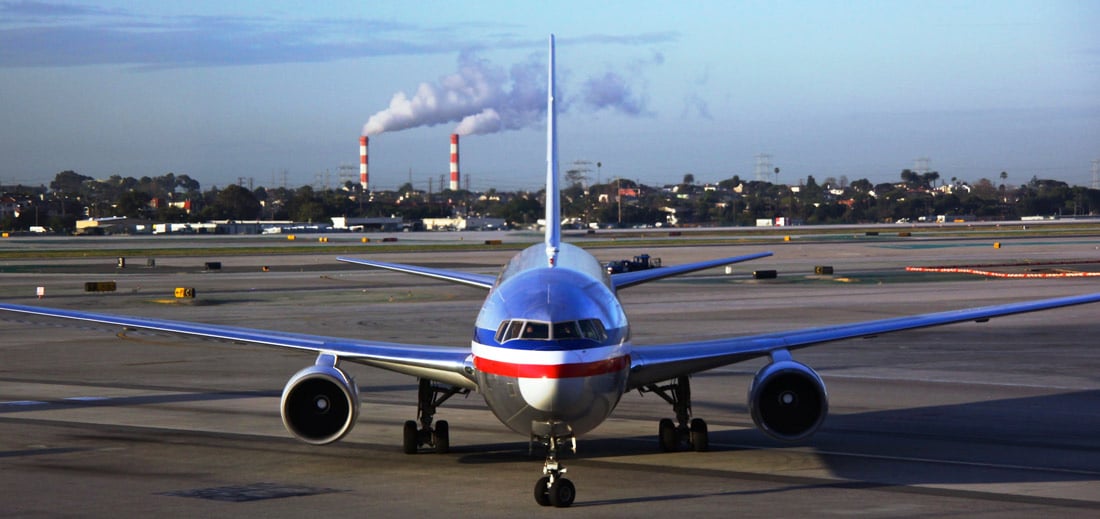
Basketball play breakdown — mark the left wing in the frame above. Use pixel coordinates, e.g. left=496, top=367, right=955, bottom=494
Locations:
left=0, top=302, right=476, bottom=390
left=338, top=257, right=496, bottom=289
left=611, top=252, right=773, bottom=290
left=627, top=292, right=1100, bottom=389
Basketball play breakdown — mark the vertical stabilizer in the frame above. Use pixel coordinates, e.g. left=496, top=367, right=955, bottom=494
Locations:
left=545, top=34, right=561, bottom=267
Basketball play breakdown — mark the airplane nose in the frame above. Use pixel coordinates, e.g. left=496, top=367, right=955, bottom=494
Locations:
left=518, top=377, right=586, bottom=413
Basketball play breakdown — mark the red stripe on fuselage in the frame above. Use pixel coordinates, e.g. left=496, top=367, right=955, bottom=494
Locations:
left=474, top=355, right=630, bottom=379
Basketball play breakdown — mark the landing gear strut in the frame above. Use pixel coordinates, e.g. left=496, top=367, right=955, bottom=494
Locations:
left=403, top=378, right=467, bottom=454
left=532, top=433, right=576, bottom=507
left=643, top=375, right=708, bottom=452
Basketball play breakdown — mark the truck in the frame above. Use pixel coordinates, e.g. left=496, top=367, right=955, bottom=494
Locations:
left=604, top=254, right=662, bottom=274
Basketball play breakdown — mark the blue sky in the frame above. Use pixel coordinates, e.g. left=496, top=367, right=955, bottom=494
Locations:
left=1, top=1, right=1097, bottom=192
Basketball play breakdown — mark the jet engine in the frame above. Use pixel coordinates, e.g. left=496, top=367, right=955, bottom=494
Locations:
left=280, top=364, right=360, bottom=445
left=748, top=359, right=828, bottom=441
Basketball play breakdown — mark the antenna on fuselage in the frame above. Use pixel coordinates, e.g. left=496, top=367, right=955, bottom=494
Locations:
left=545, top=34, right=560, bottom=268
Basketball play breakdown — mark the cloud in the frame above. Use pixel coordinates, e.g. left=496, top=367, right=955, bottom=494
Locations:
left=0, top=2, right=459, bottom=68
left=0, top=3, right=681, bottom=69
left=681, top=93, right=713, bottom=120
left=0, top=0, right=119, bottom=19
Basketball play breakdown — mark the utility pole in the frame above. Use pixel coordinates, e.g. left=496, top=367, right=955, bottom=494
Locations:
left=617, top=177, right=622, bottom=225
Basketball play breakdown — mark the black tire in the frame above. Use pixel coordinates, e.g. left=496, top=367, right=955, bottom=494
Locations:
left=690, top=417, right=709, bottom=452
left=433, top=420, right=450, bottom=454
left=402, top=420, right=418, bottom=454
left=658, top=418, right=677, bottom=452
left=533, top=476, right=551, bottom=507
left=548, top=478, right=576, bottom=508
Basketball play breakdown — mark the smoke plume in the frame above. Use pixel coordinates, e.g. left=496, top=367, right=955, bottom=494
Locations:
left=362, top=50, right=652, bottom=137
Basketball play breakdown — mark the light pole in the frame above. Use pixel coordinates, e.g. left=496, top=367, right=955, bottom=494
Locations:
left=617, top=177, right=622, bottom=226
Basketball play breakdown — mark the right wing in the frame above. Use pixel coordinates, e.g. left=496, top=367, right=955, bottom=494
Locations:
left=627, top=291, right=1100, bottom=390
left=338, top=257, right=497, bottom=289
left=611, top=252, right=773, bottom=290
left=0, top=302, right=477, bottom=390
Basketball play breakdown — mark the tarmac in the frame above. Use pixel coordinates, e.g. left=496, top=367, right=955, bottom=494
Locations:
left=1, top=234, right=1099, bottom=517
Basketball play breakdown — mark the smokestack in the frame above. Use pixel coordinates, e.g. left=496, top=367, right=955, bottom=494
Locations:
left=449, top=134, right=460, bottom=191
left=359, top=136, right=369, bottom=191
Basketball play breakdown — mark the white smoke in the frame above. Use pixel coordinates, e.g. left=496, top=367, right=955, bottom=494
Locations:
left=454, top=108, right=501, bottom=135
left=361, top=49, right=652, bottom=137
left=581, top=71, right=645, bottom=115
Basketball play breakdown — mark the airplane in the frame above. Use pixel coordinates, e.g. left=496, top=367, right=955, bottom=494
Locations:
left=3, top=35, right=1100, bottom=508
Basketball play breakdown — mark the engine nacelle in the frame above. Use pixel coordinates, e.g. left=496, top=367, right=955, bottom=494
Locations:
left=280, top=364, right=360, bottom=445
left=748, top=359, right=828, bottom=441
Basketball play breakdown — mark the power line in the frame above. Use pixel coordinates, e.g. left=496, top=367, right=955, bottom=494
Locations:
left=754, top=154, right=772, bottom=182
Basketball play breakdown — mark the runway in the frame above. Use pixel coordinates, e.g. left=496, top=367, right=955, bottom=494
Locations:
left=1, top=235, right=1098, bottom=516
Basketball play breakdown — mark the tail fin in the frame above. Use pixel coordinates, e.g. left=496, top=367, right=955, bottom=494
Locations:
left=544, top=34, right=561, bottom=267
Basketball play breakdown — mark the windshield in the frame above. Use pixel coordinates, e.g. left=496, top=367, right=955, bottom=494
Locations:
left=495, top=318, right=607, bottom=343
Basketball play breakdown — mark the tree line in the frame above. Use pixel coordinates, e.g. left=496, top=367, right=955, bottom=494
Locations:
left=1, top=169, right=1097, bottom=233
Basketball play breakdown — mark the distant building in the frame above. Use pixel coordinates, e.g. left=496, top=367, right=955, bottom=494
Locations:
left=331, top=216, right=404, bottom=232
left=421, top=216, right=505, bottom=231
left=0, top=196, right=21, bottom=219
left=76, top=217, right=156, bottom=235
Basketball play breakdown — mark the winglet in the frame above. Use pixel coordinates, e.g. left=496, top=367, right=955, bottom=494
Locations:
left=544, top=34, right=561, bottom=267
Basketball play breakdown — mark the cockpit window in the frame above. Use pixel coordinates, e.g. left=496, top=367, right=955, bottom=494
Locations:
left=505, top=320, right=524, bottom=341
left=578, top=319, right=607, bottom=341
left=522, top=321, right=549, bottom=339
left=495, top=320, right=510, bottom=342
left=553, top=321, right=580, bottom=339
left=496, top=318, right=608, bottom=343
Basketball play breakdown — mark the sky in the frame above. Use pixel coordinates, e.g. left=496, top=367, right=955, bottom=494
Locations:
left=1, top=1, right=1097, bottom=192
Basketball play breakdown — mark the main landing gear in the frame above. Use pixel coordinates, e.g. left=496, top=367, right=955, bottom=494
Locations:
left=402, top=378, right=468, bottom=454
left=532, top=433, right=577, bottom=507
left=642, top=375, right=709, bottom=452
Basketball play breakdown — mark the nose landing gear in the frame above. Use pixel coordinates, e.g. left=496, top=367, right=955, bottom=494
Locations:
left=532, top=431, right=577, bottom=507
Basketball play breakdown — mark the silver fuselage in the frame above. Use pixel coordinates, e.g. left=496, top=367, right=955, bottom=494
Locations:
left=471, top=243, right=631, bottom=438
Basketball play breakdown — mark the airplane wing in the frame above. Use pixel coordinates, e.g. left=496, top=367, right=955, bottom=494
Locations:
left=0, top=302, right=477, bottom=390
left=338, top=257, right=496, bottom=289
left=626, top=292, right=1100, bottom=390
left=611, top=251, right=773, bottom=290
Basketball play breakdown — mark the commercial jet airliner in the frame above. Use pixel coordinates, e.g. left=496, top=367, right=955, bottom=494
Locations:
left=3, top=35, right=1100, bottom=507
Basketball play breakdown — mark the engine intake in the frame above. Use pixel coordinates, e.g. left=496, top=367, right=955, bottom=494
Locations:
left=280, top=364, right=360, bottom=444
left=748, top=359, right=828, bottom=441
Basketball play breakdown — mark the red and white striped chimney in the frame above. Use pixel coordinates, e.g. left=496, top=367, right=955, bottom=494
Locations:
left=449, top=133, right=460, bottom=191
left=359, top=136, right=369, bottom=191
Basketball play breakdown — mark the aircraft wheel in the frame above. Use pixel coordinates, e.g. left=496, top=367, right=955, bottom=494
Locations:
left=402, top=420, right=418, bottom=454
left=658, top=418, right=677, bottom=452
left=533, top=476, right=551, bottom=506
left=690, top=418, right=709, bottom=452
left=548, top=478, right=576, bottom=508
left=433, top=420, right=450, bottom=454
